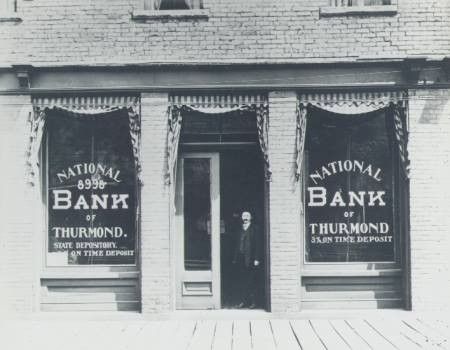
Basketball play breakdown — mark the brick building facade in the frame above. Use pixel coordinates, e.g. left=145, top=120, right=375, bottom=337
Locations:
left=0, top=0, right=449, bottom=314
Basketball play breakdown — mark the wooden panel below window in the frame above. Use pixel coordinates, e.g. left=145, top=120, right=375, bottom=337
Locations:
left=40, top=278, right=140, bottom=312
left=301, top=275, right=403, bottom=309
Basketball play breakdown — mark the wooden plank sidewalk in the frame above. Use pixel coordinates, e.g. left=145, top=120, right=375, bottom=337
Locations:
left=0, top=315, right=448, bottom=350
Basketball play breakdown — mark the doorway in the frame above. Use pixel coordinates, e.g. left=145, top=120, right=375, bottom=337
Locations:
left=220, top=149, right=266, bottom=309
left=175, top=148, right=267, bottom=310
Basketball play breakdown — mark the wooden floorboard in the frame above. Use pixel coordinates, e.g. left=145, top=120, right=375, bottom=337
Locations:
left=366, top=318, right=423, bottom=350
left=346, top=319, right=397, bottom=350
left=418, top=318, right=450, bottom=344
left=188, top=320, right=216, bottom=350
left=270, top=320, right=301, bottom=350
left=232, top=320, right=252, bottom=350
left=394, top=318, right=439, bottom=349
left=404, top=318, right=449, bottom=349
left=401, top=318, right=449, bottom=350
left=1, top=316, right=449, bottom=350
left=290, top=319, right=327, bottom=350
left=310, top=319, right=352, bottom=350
left=127, top=321, right=163, bottom=350
left=329, top=319, right=372, bottom=350
left=112, top=323, right=143, bottom=350
left=97, top=322, right=138, bottom=350
left=172, top=321, right=197, bottom=350
left=250, top=320, right=277, bottom=350
left=152, top=321, right=181, bottom=350
left=212, top=321, right=233, bottom=350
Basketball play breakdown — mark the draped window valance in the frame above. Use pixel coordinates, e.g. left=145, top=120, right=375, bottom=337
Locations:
left=27, top=95, right=141, bottom=186
left=298, top=90, right=406, bottom=115
left=295, top=90, right=409, bottom=180
left=166, top=93, right=271, bottom=185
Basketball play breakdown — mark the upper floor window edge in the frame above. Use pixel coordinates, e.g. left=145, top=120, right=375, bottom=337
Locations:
left=320, top=0, right=398, bottom=17
left=0, top=0, right=22, bottom=22
left=132, top=0, right=209, bottom=20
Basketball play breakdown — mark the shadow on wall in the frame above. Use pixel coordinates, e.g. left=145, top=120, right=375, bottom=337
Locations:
left=418, top=95, right=450, bottom=124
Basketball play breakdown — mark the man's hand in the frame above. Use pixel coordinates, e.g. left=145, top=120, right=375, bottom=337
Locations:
left=253, top=260, right=260, bottom=267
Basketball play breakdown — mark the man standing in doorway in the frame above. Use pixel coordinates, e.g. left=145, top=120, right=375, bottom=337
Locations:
left=232, top=211, right=261, bottom=309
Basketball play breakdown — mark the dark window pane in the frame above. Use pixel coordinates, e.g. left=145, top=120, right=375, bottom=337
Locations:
left=159, top=0, right=190, bottom=10
left=184, top=158, right=212, bottom=270
left=180, top=109, right=257, bottom=144
left=47, top=110, right=137, bottom=266
left=305, top=109, right=395, bottom=262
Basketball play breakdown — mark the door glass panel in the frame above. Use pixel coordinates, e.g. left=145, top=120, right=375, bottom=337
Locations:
left=184, top=158, right=212, bottom=270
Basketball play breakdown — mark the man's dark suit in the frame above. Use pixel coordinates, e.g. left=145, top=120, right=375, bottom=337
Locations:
left=232, top=223, right=262, bottom=307
left=233, top=223, right=261, bottom=268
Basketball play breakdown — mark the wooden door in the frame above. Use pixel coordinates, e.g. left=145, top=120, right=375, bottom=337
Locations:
left=175, top=153, right=221, bottom=309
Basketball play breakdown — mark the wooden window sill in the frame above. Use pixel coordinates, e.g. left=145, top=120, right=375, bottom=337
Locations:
left=301, top=268, right=402, bottom=277
left=132, top=9, right=209, bottom=20
left=0, top=13, right=22, bottom=22
left=41, top=270, right=139, bottom=279
left=320, top=5, right=397, bottom=17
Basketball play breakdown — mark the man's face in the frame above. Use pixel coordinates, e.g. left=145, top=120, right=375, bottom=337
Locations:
left=241, top=212, right=252, bottom=224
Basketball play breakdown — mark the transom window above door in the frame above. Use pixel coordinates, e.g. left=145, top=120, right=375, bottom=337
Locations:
left=180, top=109, right=258, bottom=144
left=144, top=0, right=203, bottom=10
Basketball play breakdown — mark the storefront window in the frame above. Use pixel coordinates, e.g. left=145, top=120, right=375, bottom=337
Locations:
left=305, top=108, right=395, bottom=262
left=46, top=109, right=137, bottom=266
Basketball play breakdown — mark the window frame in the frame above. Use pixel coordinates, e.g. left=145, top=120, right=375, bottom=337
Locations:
left=300, top=109, right=403, bottom=272
left=0, top=0, right=21, bottom=22
left=41, top=113, right=139, bottom=275
left=132, top=0, right=209, bottom=20
left=320, top=0, right=398, bottom=17
left=329, top=0, right=394, bottom=6
left=144, top=0, right=203, bottom=11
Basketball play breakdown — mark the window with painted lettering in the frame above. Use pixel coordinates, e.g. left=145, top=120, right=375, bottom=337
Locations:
left=46, top=109, right=137, bottom=266
left=304, top=107, right=397, bottom=263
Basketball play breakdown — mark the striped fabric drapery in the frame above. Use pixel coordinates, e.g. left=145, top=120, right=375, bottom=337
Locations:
left=391, top=103, right=410, bottom=178
left=27, top=95, right=141, bottom=186
left=295, top=103, right=308, bottom=181
left=297, top=91, right=405, bottom=115
left=169, top=93, right=268, bottom=110
left=166, top=105, right=183, bottom=187
left=166, top=93, right=271, bottom=185
left=295, top=90, right=409, bottom=181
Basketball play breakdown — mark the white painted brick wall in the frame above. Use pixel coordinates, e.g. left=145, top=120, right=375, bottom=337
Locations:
left=0, top=0, right=448, bottom=66
left=408, top=89, right=450, bottom=311
left=139, top=92, right=172, bottom=313
left=0, top=95, right=38, bottom=314
left=268, top=91, right=302, bottom=313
